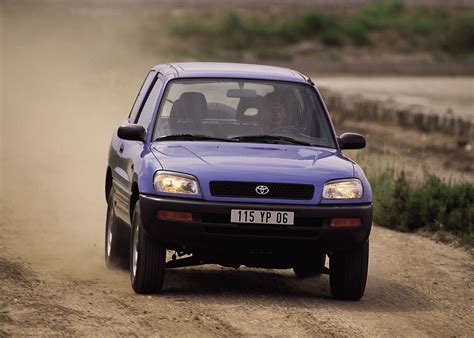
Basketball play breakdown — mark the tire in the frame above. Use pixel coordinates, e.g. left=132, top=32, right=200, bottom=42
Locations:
left=293, top=254, right=326, bottom=278
left=105, top=191, right=129, bottom=269
left=329, top=240, right=369, bottom=301
left=130, top=201, right=166, bottom=294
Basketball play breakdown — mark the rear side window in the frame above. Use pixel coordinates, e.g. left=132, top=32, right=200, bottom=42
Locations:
left=128, top=70, right=156, bottom=123
left=136, top=76, right=164, bottom=130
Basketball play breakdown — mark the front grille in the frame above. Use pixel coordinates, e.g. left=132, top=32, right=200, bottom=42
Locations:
left=209, top=181, right=314, bottom=200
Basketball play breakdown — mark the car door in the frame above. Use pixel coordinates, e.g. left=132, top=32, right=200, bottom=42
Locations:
left=111, top=70, right=157, bottom=223
left=112, top=73, right=164, bottom=224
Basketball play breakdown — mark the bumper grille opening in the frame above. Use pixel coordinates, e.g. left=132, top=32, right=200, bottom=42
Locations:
left=209, top=181, right=314, bottom=200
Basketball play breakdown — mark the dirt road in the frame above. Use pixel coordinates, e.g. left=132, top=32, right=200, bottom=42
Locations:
left=1, top=1, right=473, bottom=336
left=1, top=226, right=473, bottom=336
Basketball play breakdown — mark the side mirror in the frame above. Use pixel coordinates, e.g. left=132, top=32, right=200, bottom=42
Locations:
left=338, top=132, right=366, bottom=150
left=117, top=124, right=146, bottom=142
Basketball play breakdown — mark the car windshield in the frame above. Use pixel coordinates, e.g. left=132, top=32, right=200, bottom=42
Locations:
left=153, top=79, right=337, bottom=148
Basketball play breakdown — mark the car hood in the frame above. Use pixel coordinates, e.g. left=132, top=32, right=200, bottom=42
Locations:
left=151, top=141, right=355, bottom=204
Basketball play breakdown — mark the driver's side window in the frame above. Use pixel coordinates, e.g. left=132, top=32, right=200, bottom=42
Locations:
left=128, top=71, right=156, bottom=123
left=137, top=76, right=164, bottom=130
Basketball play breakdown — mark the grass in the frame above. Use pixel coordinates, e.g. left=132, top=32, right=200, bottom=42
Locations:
left=352, top=149, right=474, bottom=246
left=368, top=167, right=474, bottom=246
left=168, top=1, right=474, bottom=60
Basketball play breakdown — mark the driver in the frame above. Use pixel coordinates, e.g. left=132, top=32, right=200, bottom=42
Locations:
left=273, top=101, right=287, bottom=128
left=262, top=94, right=288, bottom=131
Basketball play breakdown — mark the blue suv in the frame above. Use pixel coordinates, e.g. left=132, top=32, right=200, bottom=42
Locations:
left=105, top=63, right=372, bottom=300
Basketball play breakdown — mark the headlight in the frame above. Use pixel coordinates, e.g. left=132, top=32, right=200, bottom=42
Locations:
left=322, top=179, right=363, bottom=199
left=154, top=171, right=200, bottom=195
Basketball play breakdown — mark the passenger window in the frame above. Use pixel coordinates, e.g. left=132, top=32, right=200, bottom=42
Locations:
left=136, top=77, right=164, bottom=130
left=128, top=71, right=156, bottom=123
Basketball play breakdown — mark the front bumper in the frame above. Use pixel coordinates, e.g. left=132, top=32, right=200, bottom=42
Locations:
left=139, top=194, right=372, bottom=254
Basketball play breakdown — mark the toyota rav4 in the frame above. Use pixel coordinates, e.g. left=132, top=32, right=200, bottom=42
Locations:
left=105, top=62, right=372, bottom=300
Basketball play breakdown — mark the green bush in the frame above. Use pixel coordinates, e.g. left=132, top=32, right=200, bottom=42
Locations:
left=397, top=14, right=439, bottom=35
left=321, top=27, right=344, bottom=46
left=220, top=11, right=248, bottom=50
left=441, top=13, right=474, bottom=53
left=370, top=169, right=474, bottom=244
left=303, top=12, right=339, bottom=37
left=277, top=20, right=304, bottom=42
left=344, top=21, right=371, bottom=46
left=300, top=11, right=330, bottom=34
left=352, top=0, right=404, bottom=31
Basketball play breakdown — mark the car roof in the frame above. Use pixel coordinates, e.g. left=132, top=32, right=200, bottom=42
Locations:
left=151, top=62, right=311, bottom=84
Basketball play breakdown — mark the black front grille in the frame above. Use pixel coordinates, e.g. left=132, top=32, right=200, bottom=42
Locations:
left=209, top=181, right=314, bottom=200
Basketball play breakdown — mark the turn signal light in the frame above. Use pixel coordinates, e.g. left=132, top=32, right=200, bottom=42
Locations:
left=330, top=218, right=362, bottom=227
left=157, top=210, right=193, bottom=222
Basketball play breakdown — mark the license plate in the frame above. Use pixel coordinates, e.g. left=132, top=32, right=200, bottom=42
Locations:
left=230, top=209, right=294, bottom=225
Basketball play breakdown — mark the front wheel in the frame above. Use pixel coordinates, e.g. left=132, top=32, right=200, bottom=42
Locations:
left=130, top=201, right=166, bottom=294
left=330, top=241, right=369, bottom=301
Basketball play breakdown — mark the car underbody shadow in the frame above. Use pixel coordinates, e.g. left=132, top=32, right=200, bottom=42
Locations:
left=159, top=266, right=433, bottom=312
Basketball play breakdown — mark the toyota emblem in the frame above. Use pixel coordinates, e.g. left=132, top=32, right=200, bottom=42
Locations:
left=255, top=185, right=270, bottom=195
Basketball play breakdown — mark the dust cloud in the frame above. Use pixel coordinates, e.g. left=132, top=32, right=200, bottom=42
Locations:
left=1, top=0, right=165, bottom=277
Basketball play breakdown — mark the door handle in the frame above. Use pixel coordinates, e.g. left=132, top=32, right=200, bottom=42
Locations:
left=119, top=144, right=124, bottom=153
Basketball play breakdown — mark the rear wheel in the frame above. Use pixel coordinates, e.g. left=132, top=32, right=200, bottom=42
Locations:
left=329, top=241, right=369, bottom=301
left=105, top=191, right=129, bottom=268
left=293, top=254, right=326, bottom=278
left=130, top=201, right=166, bottom=294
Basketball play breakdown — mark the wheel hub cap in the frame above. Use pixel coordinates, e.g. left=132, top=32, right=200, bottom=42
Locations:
left=132, top=223, right=139, bottom=277
left=106, top=209, right=113, bottom=257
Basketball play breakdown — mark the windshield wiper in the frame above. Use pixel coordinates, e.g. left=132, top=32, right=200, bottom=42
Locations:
left=231, top=135, right=314, bottom=146
left=154, top=134, right=236, bottom=142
